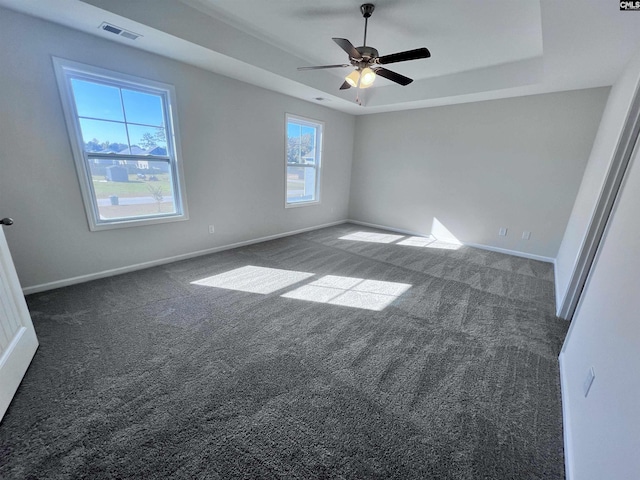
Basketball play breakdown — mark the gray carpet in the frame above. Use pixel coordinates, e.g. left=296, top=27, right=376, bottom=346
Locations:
left=0, top=223, right=568, bottom=479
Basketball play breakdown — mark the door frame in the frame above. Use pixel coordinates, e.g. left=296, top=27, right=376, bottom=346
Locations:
left=558, top=81, right=640, bottom=320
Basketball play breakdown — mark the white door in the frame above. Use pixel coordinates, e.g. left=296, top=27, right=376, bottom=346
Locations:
left=0, top=219, right=38, bottom=422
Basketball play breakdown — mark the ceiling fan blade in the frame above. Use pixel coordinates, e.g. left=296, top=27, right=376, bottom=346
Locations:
left=374, top=67, right=413, bottom=86
left=377, top=47, right=431, bottom=65
left=297, top=64, right=351, bottom=71
left=332, top=38, right=362, bottom=60
left=339, top=81, right=351, bottom=90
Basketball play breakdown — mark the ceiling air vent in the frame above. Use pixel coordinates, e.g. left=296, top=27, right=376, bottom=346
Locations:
left=99, top=22, right=142, bottom=41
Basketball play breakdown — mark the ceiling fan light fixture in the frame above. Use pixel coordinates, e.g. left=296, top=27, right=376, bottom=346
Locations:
left=345, top=69, right=361, bottom=88
left=298, top=4, right=430, bottom=93
left=345, top=67, right=376, bottom=89
left=359, top=67, right=376, bottom=88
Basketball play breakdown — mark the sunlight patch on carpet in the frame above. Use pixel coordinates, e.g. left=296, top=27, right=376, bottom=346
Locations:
left=282, top=275, right=411, bottom=311
left=397, top=237, right=461, bottom=250
left=339, top=231, right=404, bottom=244
left=396, top=236, right=436, bottom=247
left=339, top=230, right=461, bottom=250
left=191, top=266, right=314, bottom=294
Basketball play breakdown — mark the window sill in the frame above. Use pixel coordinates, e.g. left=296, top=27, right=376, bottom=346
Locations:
left=285, top=200, right=321, bottom=209
left=88, top=212, right=189, bottom=231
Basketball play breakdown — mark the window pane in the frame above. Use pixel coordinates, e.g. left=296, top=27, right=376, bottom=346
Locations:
left=287, top=166, right=316, bottom=203
left=287, top=122, right=302, bottom=164
left=127, top=124, right=168, bottom=155
left=71, top=78, right=124, bottom=122
left=89, top=158, right=176, bottom=220
left=285, top=116, right=322, bottom=206
left=300, top=141, right=316, bottom=165
left=78, top=118, right=129, bottom=153
left=121, top=89, right=164, bottom=127
left=287, top=122, right=301, bottom=141
left=55, top=58, right=187, bottom=230
left=287, top=124, right=316, bottom=167
left=287, top=123, right=316, bottom=165
left=301, top=124, right=316, bottom=163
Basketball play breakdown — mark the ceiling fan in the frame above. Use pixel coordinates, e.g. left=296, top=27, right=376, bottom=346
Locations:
left=297, top=3, right=431, bottom=90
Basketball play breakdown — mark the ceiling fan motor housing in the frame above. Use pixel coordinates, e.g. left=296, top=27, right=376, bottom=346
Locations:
left=353, top=46, right=379, bottom=66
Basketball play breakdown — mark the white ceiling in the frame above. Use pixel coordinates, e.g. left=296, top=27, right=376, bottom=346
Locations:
left=184, top=0, right=543, bottom=82
left=2, top=0, right=640, bottom=115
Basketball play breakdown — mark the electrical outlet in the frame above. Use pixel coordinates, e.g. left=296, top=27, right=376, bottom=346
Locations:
left=583, top=367, right=595, bottom=397
left=208, top=225, right=215, bottom=234
left=498, top=227, right=508, bottom=236
left=522, top=231, right=531, bottom=240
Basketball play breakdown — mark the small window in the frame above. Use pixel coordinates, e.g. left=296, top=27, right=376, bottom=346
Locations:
left=286, top=114, right=323, bottom=206
left=53, top=58, right=188, bottom=230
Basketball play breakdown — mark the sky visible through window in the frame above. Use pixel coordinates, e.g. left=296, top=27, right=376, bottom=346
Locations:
left=286, top=117, right=321, bottom=204
left=54, top=58, right=188, bottom=229
left=70, top=78, right=167, bottom=154
left=287, top=122, right=316, bottom=163
left=64, top=76, right=178, bottom=221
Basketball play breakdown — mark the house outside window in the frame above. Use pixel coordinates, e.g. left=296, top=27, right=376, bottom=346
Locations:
left=53, top=57, right=188, bottom=231
left=286, top=114, right=323, bottom=207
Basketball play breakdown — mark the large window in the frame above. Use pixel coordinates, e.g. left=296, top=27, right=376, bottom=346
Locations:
left=286, top=114, right=323, bottom=206
left=53, top=58, right=188, bottom=230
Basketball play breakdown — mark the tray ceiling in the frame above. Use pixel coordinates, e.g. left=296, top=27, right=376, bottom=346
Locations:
left=1, top=0, right=640, bottom=114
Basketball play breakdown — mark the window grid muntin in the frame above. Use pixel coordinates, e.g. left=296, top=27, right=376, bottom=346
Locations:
left=68, top=73, right=170, bottom=157
left=54, top=58, right=188, bottom=230
left=71, top=76, right=179, bottom=223
left=87, top=155, right=177, bottom=224
left=285, top=114, right=323, bottom=207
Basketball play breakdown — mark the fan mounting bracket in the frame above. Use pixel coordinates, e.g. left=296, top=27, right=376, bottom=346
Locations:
left=360, top=4, right=375, bottom=18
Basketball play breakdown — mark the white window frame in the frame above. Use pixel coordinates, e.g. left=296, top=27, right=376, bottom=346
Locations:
left=285, top=114, right=323, bottom=208
left=52, top=57, right=188, bottom=231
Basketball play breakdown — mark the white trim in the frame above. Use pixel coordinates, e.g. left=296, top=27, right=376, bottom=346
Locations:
left=284, top=113, right=323, bottom=208
left=51, top=56, right=189, bottom=231
left=554, top=258, right=565, bottom=317
left=464, top=242, right=555, bottom=263
left=557, top=76, right=640, bottom=321
left=22, top=220, right=347, bottom=295
left=559, top=352, right=574, bottom=480
left=347, top=219, right=433, bottom=239
left=24, top=218, right=555, bottom=293
left=347, top=219, right=554, bottom=263
left=284, top=200, right=321, bottom=209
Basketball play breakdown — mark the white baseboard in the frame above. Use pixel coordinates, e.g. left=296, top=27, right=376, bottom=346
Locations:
left=346, top=219, right=433, bottom=239
left=22, top=220, right=348, bottom=295
left=24, top=219, right=556, bottom=294
left=347, top=219, right=554, bottom=263
left=464, top=242, right=555, bottom=264
left=558, top=352, right=573, bottom=480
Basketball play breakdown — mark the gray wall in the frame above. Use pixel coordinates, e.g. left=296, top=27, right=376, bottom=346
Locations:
left=349, top=90, right=608, bottom=259
left=555, top=50, right=640, bottom=310
left=559, top=47, right=640, bottom=480
left=4, top=5, right=639, bottom=476
left=0, top=8, right=354, bottom=290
